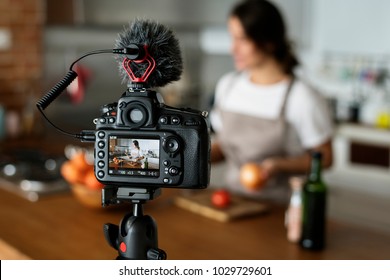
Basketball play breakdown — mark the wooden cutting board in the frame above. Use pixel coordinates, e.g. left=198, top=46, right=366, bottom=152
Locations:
left=174, top=189, right=268, bottom=222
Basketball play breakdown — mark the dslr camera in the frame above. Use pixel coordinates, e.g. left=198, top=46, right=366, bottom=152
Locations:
left=92, top=87, right=210, bottom=190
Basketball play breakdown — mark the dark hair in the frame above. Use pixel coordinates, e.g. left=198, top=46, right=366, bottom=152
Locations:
left=133, top=140, right=140, bottom=149
left=230, top=0, right=299, bottom=74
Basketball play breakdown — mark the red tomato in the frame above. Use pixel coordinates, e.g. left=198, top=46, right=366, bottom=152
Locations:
left=211, top=189, right=231, bottom=208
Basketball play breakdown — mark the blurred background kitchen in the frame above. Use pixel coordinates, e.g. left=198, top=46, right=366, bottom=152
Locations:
left=0, top=0, right=390, bottom=259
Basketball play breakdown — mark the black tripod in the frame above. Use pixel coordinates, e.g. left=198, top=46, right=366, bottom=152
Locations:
left=102, top=185, right=167, bottom=260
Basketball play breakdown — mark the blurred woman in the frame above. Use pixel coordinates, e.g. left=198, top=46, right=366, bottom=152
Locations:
left=210, top=0, right=333, bottom=203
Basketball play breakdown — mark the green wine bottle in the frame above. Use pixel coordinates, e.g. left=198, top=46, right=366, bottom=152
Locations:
left=144, top=157, right=148, bottom=169
left=300, top=151, right=327, bottom=250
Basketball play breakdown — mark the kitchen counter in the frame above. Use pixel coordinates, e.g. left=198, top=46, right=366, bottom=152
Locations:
left=1, top=187, right=389, bottom=260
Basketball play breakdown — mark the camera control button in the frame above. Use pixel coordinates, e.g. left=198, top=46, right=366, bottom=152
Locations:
left=97, top=171, right=105, bottom=179
left=163, top=178, right=171, bottom=184
left=98, top=161, right=105, bottom=168
left=98, top=141, right=105, bottom=149
left=163, top=160, right=170, bottom=167
left=97, top=151, right=105, bottom=159
left=163, top=137, right=180, bottom=154
left=171, top=116, right=180, bottom=125
left=99, top=118, right=106, bottom=124
left=168, top=166, right=180, bottom=176
left=159, top=116, right=168, bottom=124
left=109, top=117, right=116, bottom=124
left=98, top=131, right=105, bottom=138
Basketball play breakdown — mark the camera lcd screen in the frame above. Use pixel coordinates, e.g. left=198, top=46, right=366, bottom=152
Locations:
left=108, top=136, right=160, bottom=177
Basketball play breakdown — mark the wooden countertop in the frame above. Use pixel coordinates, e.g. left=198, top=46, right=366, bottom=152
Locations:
left=0, top=187, right=389, bottom=260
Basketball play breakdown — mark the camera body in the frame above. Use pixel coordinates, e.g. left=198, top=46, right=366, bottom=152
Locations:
left=92, top=88, right=210, bottom=189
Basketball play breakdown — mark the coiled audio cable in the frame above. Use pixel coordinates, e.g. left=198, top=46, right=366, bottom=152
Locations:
left=36, top=47, right=141, bottom=140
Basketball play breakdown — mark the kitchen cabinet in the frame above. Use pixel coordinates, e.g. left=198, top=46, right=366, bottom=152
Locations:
left=325, top=123, right=390, bottom=233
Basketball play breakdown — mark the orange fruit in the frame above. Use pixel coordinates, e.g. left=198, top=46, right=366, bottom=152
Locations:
left=70, top=152, right=89, bottom=172
left=61, top=161, right=83, bottom=184
left=240, top=163, right=265, bottom=190
left=84, top=169, right=104, bottom=190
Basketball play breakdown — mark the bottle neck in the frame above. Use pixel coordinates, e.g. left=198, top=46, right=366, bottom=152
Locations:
left=308, top=155, right=322, bottom=182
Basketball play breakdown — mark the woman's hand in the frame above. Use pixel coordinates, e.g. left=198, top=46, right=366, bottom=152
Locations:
left=260, top=158, right=279, bottom=179
left=260, top=140, right=333, bottom=176
left=211, top=141, right=225, bottom=163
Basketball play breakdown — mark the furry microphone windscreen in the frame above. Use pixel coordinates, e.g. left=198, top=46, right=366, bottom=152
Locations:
left=114, top=19, right=183, bottom=88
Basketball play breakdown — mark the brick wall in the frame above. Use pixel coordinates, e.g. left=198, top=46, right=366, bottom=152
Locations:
left=0, top=0, right=44, bottom=110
